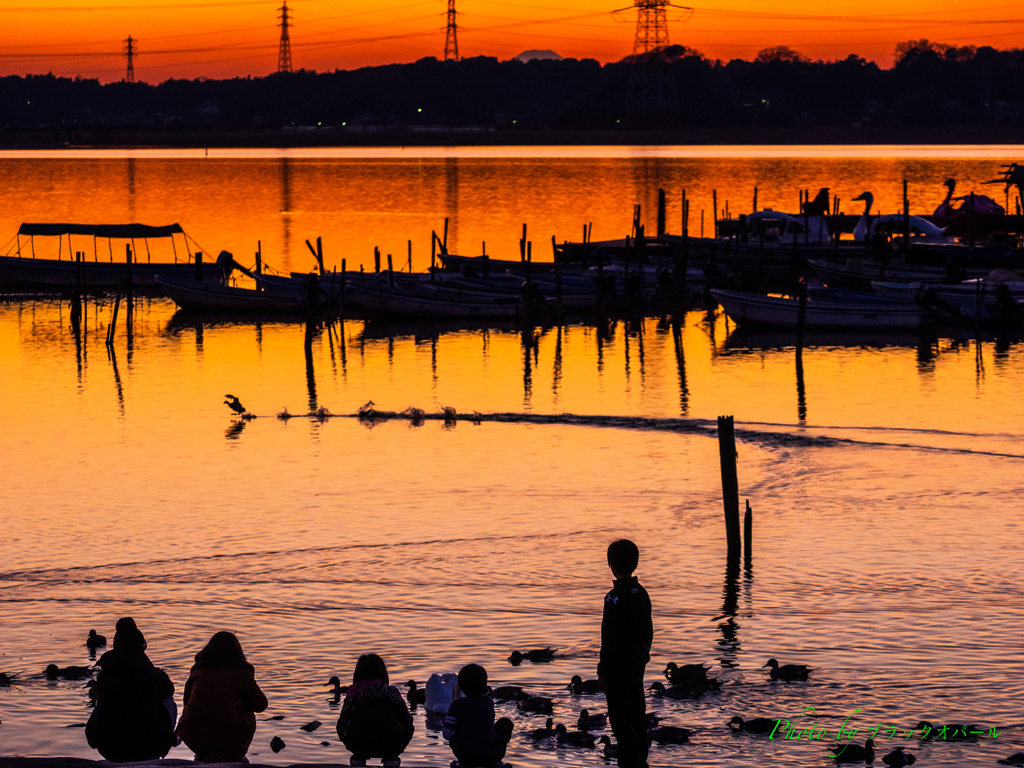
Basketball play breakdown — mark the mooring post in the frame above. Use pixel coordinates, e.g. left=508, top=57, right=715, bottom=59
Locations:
left=431, top=234, right=437, bottom=281
left=407, top=240, right=412, bottom=273
left=387, top=253, right=394, bottom=288
left=552, top=234, right=562, bottom=309
left=718, top=415, right=741, bottom=558
left=796, top=279, right=808, bottom=353
left=71, top=251, right=82, bottom=333
left=712, top=190, right=718, bottom=237
left=340, top=257, right=347, bottom=320
left=194, top=251, right=203, bottom=282
left=375, top=246, right=381, bottom=273
left=744, top=499, right=753, bottom=565
left=657, top=188, right=666, bottom=237
left=125, top=244, right=133, bottom=305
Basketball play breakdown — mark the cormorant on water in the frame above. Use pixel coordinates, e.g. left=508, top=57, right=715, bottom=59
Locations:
left=224, top=394, right=246, bottom=415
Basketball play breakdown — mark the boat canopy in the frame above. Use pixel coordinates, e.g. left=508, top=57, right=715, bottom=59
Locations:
left=17, top=223, right=184, bottom=238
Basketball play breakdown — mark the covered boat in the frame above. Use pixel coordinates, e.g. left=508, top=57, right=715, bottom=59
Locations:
left=711, top=288, right=935, bottom=329
left=0, top=222, right=229, bottom=290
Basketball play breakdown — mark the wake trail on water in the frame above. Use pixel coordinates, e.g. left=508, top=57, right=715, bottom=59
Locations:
left=258, top=408, right=1024, bottom=461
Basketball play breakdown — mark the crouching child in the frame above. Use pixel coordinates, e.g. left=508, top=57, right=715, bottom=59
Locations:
left=443, top=664, right=513, bottom=768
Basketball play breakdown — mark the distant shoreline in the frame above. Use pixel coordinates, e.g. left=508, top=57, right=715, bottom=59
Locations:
left=2, top=125, right=1024, bottom=149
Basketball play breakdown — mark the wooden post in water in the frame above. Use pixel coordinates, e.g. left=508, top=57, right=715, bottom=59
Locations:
left=526, top=241, right=532, bottom=281
left=125, top=245, right=133, bottom=304
left=375, top=246, right=381, bottom=273
left=340, top=258, right=347, bottom=320
left=744, top=499, right=753, bottom=566
left=316, top=237, right=325, bottom=275
left=194, top=251, right=203, bottom=282
left=106, top=288, right=121, bottom=347
left=443, top=217, right=449, bottom=254
left=552, top=234, right=562, bottom=309
left=431, top=233, right=437, bottom=281
left=657, top=188, right=666, bottom=237
left=712, top=191, right=718, bottom=237
left=796, top=279, right=808, bottom=353
left=407, top=240, right=412, bottom=273
left=718, top=415, right=741, bottom=558
left=387, top=254, right=394, bottom=288
left=903, top=179, right=910, bottom=248
left=753, top=186, right=758, bottom=213
left=256, top=241, right=262, bottom=274
left=71, top=251, right=82, bottom=333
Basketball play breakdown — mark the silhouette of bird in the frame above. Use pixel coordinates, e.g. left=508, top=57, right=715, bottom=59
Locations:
left=598, top=735, right=617, bottom=759
left=568, top=675, right=604, bottom=695
left=648, top=725, right=691, bottom=744
left=649, top=681, right=716, bottom=699
left=729, top=715, right=779, bottom=734
left=882, top=746, right=917, bottom=767
left=663, top=662, right=709, bottom=685
left=802, top=187, right=831, bottom=217
left=998, top=753, right=1024, bottom=766
left=763, top=658, right=813, bottom=681
left=517, top=696, right=554, bottom=715
left=404, top=680, right=426, bottom=706
left=527, top=718, right=555, bottom=740
left=488, top=685, right=527, bottom=702
left=45, top=665, right=93, bottom=680
left=508, top=647, right=556, bottom=665
left=554, top=723, right=596, bottom=748
left=224, top=394, right=246, bottom=415
left=829, top=738, right=874, bottom=763
left=85, top=630, right=107, bottom=649
left=0, top=672, right=19, bottom=686
left=577, top=709, right=607, bottom=731
left=324, top=676, right=348, bottom=695
left=852, top=192, right=875, bottom=241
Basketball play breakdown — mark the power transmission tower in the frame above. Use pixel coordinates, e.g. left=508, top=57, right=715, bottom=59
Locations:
left=444, top=0, right=459, bottom=62
left=624, top=0, right=679, bottom=127
left=278, top=2, right=293, bottom=74
left=123, top=36, right=136, bottom=83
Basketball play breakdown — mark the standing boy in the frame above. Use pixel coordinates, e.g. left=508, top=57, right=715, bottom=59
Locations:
left=443, top=663, right=513, bottom=768
left=597, top=539, right=653, bottom=768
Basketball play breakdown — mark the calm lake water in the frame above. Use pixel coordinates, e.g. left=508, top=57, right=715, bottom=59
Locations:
left=1, top=147, right=1023, bottom=767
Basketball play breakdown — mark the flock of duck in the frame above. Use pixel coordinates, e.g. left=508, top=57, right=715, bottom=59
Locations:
left=1, top=636, right=1009, bottom=765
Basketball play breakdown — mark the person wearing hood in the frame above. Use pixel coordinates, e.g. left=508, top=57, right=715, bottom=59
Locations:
left=336, top=653, right=414, bottom=767
left=175, top=631, right=269, bottom=762
left=86, top=617, right=177, bottom=762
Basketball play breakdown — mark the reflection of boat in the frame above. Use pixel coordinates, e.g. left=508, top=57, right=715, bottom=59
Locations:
left=156, top=275, right=318, bottom=312
left=722, top=325, right=931, bottom=351
left=346, top=280, right=536, bottom=318
left=0, top=223, right=229, bottom=290
left=359, top=317, right=521, bottom=340
left=711, top=288, right=932, bottom=329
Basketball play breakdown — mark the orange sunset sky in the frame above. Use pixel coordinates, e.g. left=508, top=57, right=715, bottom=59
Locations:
left=0, top=0, right=1021, bottom=83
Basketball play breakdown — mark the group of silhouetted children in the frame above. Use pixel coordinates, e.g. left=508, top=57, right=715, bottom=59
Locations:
left=83, top=539, right=651, bottom=768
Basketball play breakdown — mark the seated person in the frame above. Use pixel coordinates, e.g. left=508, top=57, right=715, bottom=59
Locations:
left=443, top=664, right=514, bottom=768
left=336, top=653, right=414, bottom=768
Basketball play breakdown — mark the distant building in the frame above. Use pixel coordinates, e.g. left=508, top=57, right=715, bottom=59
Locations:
left=514, top=49, right=564, bottom=63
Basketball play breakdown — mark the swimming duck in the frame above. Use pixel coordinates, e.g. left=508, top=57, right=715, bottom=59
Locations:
left=913, top=721, right=980, bottom=740
left=577, top=709, right=607, bottom=730
left=225, top=394, right=246, bottom=415
left=663, top=662, right=709, bottom=685
left=998, top=753, right=1024, bottom=766
left=527, top=718, right=556, bottom=740
left=489, top=685, right=527, bottom=702
left=598, top=735, right=617, bottom=759
left=881, top=747, right=917, bottom=767
left=648, top=681, right=713, bottom=699
left=85, top=630, right=107, bottom=649
left=568, top=675, right=605, bottom=695
left=45, top=664, right=93, bottom=680
left=649, top=725, right=691, bottom=744
left=728, top=715, right=779, bottom=734
left=763, top=659, right=813, bottom=681
left=404, top=680, right=426, bottom=706
left=508, top=647, right=557, bottom=665
left=84, top=679, right=97, bottom=703
left=828, top=738, right=874, bottom=763
left=517, top=695, right=554, bottom=715
left=324, top=676, right=348, bottom=695
left=0, top=672, right=19, bottom=686
left=554, top=723, right=596, bottom=748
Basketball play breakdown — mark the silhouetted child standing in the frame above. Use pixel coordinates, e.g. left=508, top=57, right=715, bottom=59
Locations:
left=597, top=539, right=653, bottom=768
left=443, top=664, right=514, bottom=768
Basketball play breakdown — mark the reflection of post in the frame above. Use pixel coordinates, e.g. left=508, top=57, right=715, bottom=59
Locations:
left=522, top=325, right=533, bottom=406
left=718, top=415, right=741, bottom=559
left=718, top=557, right=741, bottom=666
left=431, top=334, right=438, bottom=387
left=107, top=345, right=125, bottom=417
left=304, top=325, right=318, bottom=413
left=552, top=323, right=563, bottom=402
left=672, top=320, right=689, bottom=416
left=796, top=350, right=807, bottom=423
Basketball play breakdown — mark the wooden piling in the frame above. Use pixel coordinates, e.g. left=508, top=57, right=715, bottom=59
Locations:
left=718, top=415, right=742, bottom=557
left=194, top=251, right=203, bottom=282
left=256, top=241, right=262, bottom=274
left=431, top=233, right=437, bottom=281
left=443, top=218, right=449, bottom=254
left=744, top=499, right=752, bottom=565
left=106, top=288, right=122, bottom=346
left=125, top=245, right=133, bottom=305
left=71, top=251, right=82, bottom=333
left=796, top=279, right=808, bottom=352
left=340, top=258, right=347, bottom=320
left=753, top=186, right=758, bottom=213
left=316, top=237, right=325, bottom=275
left=387, top=254, right=394, bottom=287
left=375, top=246, right=381, bottom=273
left=712, top=190, right=718, bottom=237
left=552, top=234, right=562, bottom=309
left=657, top=188, right=666, bottom=237
left=407, top=240, right=413, bottom=273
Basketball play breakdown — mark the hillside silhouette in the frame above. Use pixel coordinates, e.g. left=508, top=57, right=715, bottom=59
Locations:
left=3, top=41, right=1024, bottom=142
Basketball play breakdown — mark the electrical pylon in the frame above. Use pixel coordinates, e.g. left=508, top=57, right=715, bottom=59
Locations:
left=123, top=36, right=136, bottom=83
left=278, top=2, right=293, bottom=74
left=632, top=0, right=670, bottom=55
left=444, top=0, right=459, bottom=62
left=624, top=0, right=679, bottom=127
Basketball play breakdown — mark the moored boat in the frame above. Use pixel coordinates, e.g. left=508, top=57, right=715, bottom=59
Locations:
left=0, top=223, right=230, bottom=290
left=155, top=275, right=320, bottom=312
left=711, top=288, right=936, bottom=329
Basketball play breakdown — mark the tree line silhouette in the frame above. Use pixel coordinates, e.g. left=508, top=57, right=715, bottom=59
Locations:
left=3, top=40, right=1023, bottom=135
